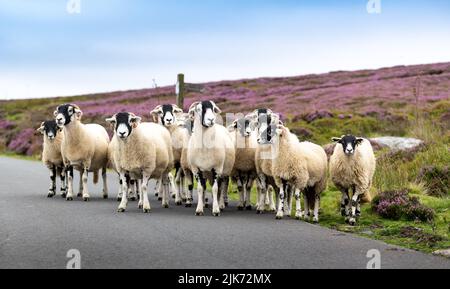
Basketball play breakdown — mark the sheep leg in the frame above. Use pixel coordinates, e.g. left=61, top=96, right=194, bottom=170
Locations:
left=339, top=188, right=351, bottom=220
left=77, top=170, right=83, bottom=198
left=117, top=175, right=123, bottom=202
left=212, top=177, right=221, bottom=217
left=255, top=175, right=266, bottom=214
left=59, top=167, right=67, bottom=198
left=219, top=177, right=228, bottom=211
left=236, top=176, right=245, bottom=210
left=138, top=179, right=144, bottom=209
left=195, top=172, right=206, bottom=216
left=102, top=166, right=108, bottom=199
left=118, top=173, right=129, bottom=212
left=245, top=175, right=254, bottom=210
left=284, top=185, right=293, bottom=217
left=275, top=179, right=286, bottom=220
left=349, top=189, right=363, bottom=226
left=47, top=165, right=57, bottom=198
left=66, top=166, right=75, bottom=201
left=313, top=195, right=320, bottom=223
left=174, top=167, right=183, bottom=206
left=154, top=180, right=160, bottom=198
left=161, top=175, right=170, bottom=209
left=303, top=191, right=310, bottom=221
left=128, top=179, right=137, bottom=201
left=141, top=174, right=152, bottom=213
left=157, top=180, right=163, bottom=202
left=81, top=168, right=90, bottom=201
left=185, top=171, right=194, bottom=208
left=295, top=188, right=303, bottom=219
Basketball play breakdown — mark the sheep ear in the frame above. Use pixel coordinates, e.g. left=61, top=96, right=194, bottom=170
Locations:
left=227, top=119, right=238, bottom=132
left=150, top=105, right=163, bottom=117
left=105, top=117, right=116, bottom=124
left=356, top=138, right=364, bottom=146
left=73, top=106, right=83, bottom=120
left=173, top=105, right=183, bottom=114
left=130, top=116, right=142, bottom=129
left=53, top=109, right=59, bottom=117
left=188, top=102, right=200, bottom=118
left=276, top=124, right=285, bottom=136
left=331, top=137, right=341, bottom=142
left=211, top=102, right=222, bottom=114
left=36, top=122, right=45, bottom=134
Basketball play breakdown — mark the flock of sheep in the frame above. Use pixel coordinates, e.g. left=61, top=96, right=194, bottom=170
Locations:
left=37, top=101, right=376, bottom=225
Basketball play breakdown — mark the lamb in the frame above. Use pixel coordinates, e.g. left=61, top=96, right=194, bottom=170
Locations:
left=54, top=104, right=109, bottom=201
left=269, top=125, right=328, bottom=222
left=330, top=135, right=376, bottom=226
left=106, top=112, right=174, bottom=213
left=37, top=120, right=67, bottom=198
left=187, top=101, right=235, bottom=216
left=151, top=104, right=194, bottom=207
left=228, top=117, right=258, bottom=210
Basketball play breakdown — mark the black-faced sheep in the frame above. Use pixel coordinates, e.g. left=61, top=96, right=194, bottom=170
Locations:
left=330, top=135, right=376, bottom=225
left=187, top=101, right=235, bottom=217
left=37, top=120, right=67, bottom=198
left=106, top=112, right=174, bottom=212
left=54, top=104, right=109, bottom=201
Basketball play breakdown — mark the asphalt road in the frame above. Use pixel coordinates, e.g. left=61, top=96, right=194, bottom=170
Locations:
left=0, top=157, right=449, bottom=269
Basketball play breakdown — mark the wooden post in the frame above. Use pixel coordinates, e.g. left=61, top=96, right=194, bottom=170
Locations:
left=176, top=73, right=185, bottom=109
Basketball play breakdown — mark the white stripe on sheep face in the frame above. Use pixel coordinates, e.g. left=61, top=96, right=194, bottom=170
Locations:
left=188, top=101, right=221, bottom=128
left=106, top=112, right=142, bottom=140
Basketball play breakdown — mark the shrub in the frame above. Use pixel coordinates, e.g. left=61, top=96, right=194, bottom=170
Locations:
left=417, top=166, right=449, bottom=198
left=7, top=128, right=36, bottom=155
left=372, top=190, right=435, bottom=222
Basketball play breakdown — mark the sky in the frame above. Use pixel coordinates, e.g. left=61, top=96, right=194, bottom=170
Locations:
left=1, top=0, right=450, bottom=99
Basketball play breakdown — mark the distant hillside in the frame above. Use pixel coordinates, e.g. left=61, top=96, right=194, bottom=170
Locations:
left=1, top=62, right=449, bottom=156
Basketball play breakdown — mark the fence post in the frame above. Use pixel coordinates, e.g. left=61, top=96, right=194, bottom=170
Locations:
left=176, top=73, right=185, bottom=109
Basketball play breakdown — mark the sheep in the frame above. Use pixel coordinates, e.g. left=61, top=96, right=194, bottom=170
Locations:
left=106, top=112, right=174, bottom=212
left=37, top=120, right=67, bottom=198
left=54, top=104, right=109, bottom=201
left=107, top=136, right=138, bottom=202
left=228, top=117, right=258, bottom=210
left=330, top=135, right=376, bottom=226
left=248, top=109, right=281, bottom=214
left=187, top=101, right=235, bottom=216
left=269, top=125, right=328, bottom=221
left=151, top=104, right=194, bottom=207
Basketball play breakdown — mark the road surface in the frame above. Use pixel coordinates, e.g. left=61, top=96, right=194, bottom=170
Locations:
left=0, top=157, right=448, bottom=269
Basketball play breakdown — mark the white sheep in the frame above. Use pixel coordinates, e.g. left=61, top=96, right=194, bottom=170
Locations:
left=187, top=101, right=235, bottom=216
left=54, top=104, right=109, bottom=201
left=37, top=120, right=67, bottom=198
left=270, top=125, right=328, bottom=222
left=108, top=136, right=138, bottom=202
left=330, top=135, right=376, bottom=225
left=228, top=117, right=258, bottom=210
left=106, top=112, right=174, bottom=213
left=151, top=104, right=194, bottom=207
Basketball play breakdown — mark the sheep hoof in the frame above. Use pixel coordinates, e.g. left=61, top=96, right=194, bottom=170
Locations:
left=163, top=204, right=169, bottom=209
left=256, top=210, right=263, bottom=215
left=182, top=198, right=187, bottom=202
left=77, top=193, right=82, bottom=198
left=213, top=212, right=221, bottom=217
left=204, top=203, right=209, bottom=209
left=349, top=218, right=356, bottom=226
left=47, top=192, right=55, bottom=198
left=66, top=197, right=74, bottom=201
left=143, top=208, right=151, bottom=213
left=185, top=203, right=192, bottom=208
left=118, top=208, right=126, bottom=213
left=103, top=195, right=108, bottom=200
left=61, top=193, right=67, bottom=198
left=83, top=197, right=90, bottom=202
left=246, top=206, right=252, bottom=211
left=117, top=197, right=122, bottom=202
left=195, top=211, right=204, bottom=216
left=176, top=201, right=182, bottom=206
left=224, top=202, right=229, bottom=208
left=138, top=204, right=143, bottom=209
left=237, top=206, right=244, bottom=211
left=275, top=214, right=284, bottom=220
left=130, top=197, right=136, bottom=202
left=313, top=218, right=319, bottom=224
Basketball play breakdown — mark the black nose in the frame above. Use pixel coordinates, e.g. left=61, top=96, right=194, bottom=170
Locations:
left=120, top=132, right=126, bottom=136
left=57, top=117, right=63, bottom=122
